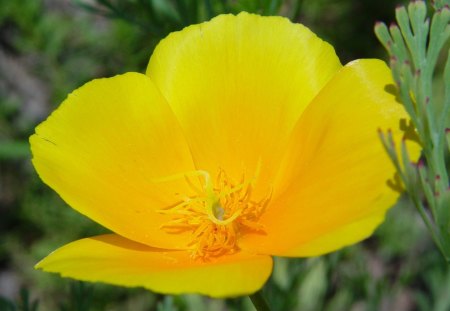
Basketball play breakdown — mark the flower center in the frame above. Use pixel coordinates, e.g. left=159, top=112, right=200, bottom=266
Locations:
left=156, top=170, right=270, bottom=260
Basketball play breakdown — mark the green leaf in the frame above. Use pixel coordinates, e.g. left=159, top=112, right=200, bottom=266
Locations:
left=157, top=296, right=178, bottom=311
left=297, top=259, right=327, bottom=311
left=0, top=140, right=30, bottom=160
left=374, top=22, right=393, bottom=52
left=151, top=0, right=182, bottom=24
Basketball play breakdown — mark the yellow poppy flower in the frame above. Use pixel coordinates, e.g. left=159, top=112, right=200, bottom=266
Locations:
left=30, top=12, right=409, bottom=297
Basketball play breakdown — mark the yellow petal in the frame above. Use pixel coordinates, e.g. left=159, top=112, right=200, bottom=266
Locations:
left=30, top=73, right=197, bottom=250
left=240, top=59, right=410, bottom=256
left=36, top=234, right=273, bottom=298
left=147, top=12, right=342, bottom=196
left=282, top=212, right=386, bottom=256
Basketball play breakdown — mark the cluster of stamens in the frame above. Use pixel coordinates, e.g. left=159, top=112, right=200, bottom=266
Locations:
left=156, top=170, right=271, bottom=260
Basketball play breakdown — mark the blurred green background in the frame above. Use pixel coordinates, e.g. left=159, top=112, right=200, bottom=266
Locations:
left=1, top=0, right=448, bottom=310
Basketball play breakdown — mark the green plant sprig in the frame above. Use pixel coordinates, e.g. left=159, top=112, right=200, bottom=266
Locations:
left=375, top=0, right=450, bottom=262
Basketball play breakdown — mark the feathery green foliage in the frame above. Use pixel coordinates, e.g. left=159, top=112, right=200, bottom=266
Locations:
left=375, top=0, right=450, bottom=262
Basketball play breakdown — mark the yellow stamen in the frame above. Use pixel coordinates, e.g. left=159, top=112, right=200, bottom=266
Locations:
left=152, top=168, right=269, bottom=260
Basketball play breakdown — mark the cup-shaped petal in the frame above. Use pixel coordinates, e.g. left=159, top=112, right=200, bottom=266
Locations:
left=35, top=234, right=273, bottom=297
left=30, top=73, right=198, bottom=250
left=147, top=12, right=342, bottom=197
left=240, top=59, right=411, bottom=256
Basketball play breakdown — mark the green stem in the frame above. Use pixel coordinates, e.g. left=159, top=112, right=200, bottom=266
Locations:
left=249, top=290, right=272, bottom=311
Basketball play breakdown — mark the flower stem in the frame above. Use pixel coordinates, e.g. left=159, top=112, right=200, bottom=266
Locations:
left=249, top=290, right=272, bottom=311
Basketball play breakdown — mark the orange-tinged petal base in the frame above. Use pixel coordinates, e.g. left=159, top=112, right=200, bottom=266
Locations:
left=36, top=234, right=273, bottom=298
